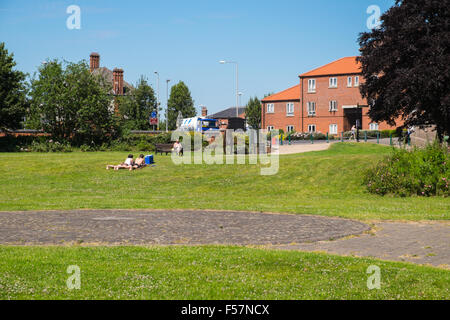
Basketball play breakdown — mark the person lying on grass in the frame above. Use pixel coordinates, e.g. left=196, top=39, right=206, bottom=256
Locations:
left=133, top=154, right=147, bottom=169
left=106, top=154, right=135, bottom=171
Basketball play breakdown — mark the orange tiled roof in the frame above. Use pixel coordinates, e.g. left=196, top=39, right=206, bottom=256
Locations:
left=299, top=56, right=361, bottom=77
left=261, top=84, right=300, bottom=102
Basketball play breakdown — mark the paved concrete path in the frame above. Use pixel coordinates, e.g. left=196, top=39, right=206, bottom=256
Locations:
left=278, top=142, right=331, bottom=155
left=273, top=221, right=450, bottom=268
left=0, top=210, right=448, bottom=268
left=0, top=210, right=368, bottom=246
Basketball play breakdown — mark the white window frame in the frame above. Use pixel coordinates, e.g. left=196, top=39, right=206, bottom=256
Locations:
left=287, top=125, right=295, bottom=133
left=329, top=100, right=338, bottom=112
left=308, top=124, right=316, bottom=133
left=307, top=102, right=316, bottom=117
left=266, top=103, right=274, bottom=113
left=329, top=77, right=338, bottom=88
left=347, top=76, right=352, bottom=87
left=308, top=79, right=316, bottom=93
left=267, top=126, right=274, bottom=131
left=329, top=124, right=338, bottom=135
left=286, top=102, right=294, bottom=116
left=354, top=76, right=360, bottom=87
left=369, top=123, right=379, bottom=131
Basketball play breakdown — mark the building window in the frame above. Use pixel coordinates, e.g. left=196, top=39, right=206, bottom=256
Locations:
left=329, top=124, right=338, bottom=134
left=267, top=126, right=274, bottom=131
left=347, top=77, right=352, bottom=87
left=307, top=102, right=316, bottom=116
left=308, top=79, right=316, bottom=93
left=329, top=77, right=337, bottom=88
left=369, top=123, right=379, bottom=130
left=286, top=102, right=294, bottom=116
left=287, top=125, right=295, bottom=133
left=329, top=100, right=338, bottom=112
left=308, top=124, right=316, bottom=133
left=267, top=103, right=274, bottom=113
left=354, top=76, right=360, bottom=87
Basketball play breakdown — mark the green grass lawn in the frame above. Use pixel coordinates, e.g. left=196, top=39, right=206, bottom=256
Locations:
left=0, top=246, right=448, bottom=300
left=0, top=143, right=448, bottom=220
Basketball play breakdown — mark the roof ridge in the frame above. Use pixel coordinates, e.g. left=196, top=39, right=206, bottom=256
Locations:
left=299, top=56, right=360, bottom=77
left=261, top=84, right=300, bottom=102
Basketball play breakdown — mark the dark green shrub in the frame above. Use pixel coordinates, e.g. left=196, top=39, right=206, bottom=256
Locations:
left=364, top=143, right=450, bottom=197
left=30, top=140, right=72, bottom=153
left=80, top=144, right=97, bottom=152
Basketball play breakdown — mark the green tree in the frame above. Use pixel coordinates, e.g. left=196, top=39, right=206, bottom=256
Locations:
left=245, top=97, right=261, bottom=129
left=28, top=59, right=118, bottom=145
left=118, top=76, right=157, bottom=130
left=0, top=42, right=28, bottom=131
left=358, top=0, right=450, bottom=140
left=167, top=81, right=195, bottom=130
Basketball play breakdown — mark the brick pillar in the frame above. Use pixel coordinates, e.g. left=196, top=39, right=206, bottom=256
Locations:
left=90, top=53, right=100, bottom=72
left=113, top=68, right=124, bottom=95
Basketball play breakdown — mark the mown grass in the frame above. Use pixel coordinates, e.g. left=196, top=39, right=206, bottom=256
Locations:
left=0, top=246, right=448, bottom=300
left=0, top=143, right=449, bottom=220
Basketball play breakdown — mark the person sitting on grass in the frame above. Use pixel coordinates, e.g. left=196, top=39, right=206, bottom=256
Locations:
left=173, top=140, right=183, bottom=156
left=106, top=154, right=135, bottom=171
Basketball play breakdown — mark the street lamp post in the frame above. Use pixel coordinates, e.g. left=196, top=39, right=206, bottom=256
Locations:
left=166, top=79, right=171, bottom=132
left=219, top=60, right=239, bottom=117
left=154, top=71, right=160, bottom=131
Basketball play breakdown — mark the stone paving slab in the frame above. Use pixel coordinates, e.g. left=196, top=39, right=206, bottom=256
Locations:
left=273, top=221, right=450, bottom=268
left=0, top=210, right=369, bottom=246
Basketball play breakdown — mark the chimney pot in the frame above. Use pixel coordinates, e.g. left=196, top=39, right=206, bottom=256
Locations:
left=113, top=68, right=124, bottom=95
left=201, top=106, right=208, bottom=117
left=90, top=52, right=100, bottom=72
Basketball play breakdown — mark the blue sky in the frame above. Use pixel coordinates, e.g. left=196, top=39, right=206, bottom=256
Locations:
left=0, top=0, right=395, bottom=115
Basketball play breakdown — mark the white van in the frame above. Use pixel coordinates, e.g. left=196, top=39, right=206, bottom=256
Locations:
left=178, top=117, right=219, bottom=132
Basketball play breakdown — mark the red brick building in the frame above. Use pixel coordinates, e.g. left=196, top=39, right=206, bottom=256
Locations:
left=89, top=52, right=134, bottom=95
left=261, top=57, right=400, bottom=134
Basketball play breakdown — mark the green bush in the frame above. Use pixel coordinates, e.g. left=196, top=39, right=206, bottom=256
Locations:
left=364, top=143, right=450, bottom=197
left=30, top=140, right=73, bottom=153
left=288, top=132, right=328, bottom=140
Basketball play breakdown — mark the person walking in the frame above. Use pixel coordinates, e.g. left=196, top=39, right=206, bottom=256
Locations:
left=350, top=125, right=356, bottom=140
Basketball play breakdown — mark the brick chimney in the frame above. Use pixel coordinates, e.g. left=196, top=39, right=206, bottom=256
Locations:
left=201, top=106, right=208, bottom=117
left=90, top=52, right=100, bottom=72
left=113, top=68, right=124, bottom=95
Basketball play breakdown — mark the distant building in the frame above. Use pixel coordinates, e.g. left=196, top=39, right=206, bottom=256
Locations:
left=261, top=57, right=402, bottom=134
left=89, top=53, right=133, bottom=112
left=206, top=106, right=246, bottom=130
left=260, top=84, right=300, bottom=133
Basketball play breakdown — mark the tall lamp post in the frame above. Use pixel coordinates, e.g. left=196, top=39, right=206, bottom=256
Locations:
left=166, top=79, right=171, bottom=132
left=154, top=71, right=160, bottom=131
left=219, top=60, right=239, bottom=117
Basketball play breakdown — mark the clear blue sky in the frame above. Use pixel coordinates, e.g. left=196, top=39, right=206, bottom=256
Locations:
left=0, top=0, right=395, bottom=115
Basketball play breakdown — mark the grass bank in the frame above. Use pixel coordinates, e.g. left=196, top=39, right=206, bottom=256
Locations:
left=0, top=246, right=448, bottom=300
left=0, top=143, right=448, bottom=220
